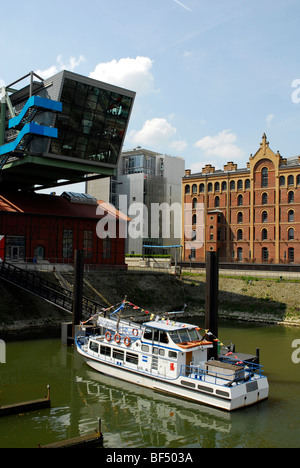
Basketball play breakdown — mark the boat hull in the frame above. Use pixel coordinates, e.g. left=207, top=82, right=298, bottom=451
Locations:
left=78, top=347, right=269, bottom=412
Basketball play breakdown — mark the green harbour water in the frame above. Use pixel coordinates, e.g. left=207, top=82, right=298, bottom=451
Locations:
left=0, top=320, right=299, bottom=449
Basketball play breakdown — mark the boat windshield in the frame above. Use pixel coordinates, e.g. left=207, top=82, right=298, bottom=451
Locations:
left=169, top=327, right=201, bottom=343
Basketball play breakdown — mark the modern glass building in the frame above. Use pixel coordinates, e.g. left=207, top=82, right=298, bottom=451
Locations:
left=0, top=71, right=135, bottom=191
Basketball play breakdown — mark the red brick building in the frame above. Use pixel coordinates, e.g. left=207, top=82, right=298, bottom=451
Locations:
left=183, top=134, right=300, bottom=264
left=0, top=190, right=128, bottom=269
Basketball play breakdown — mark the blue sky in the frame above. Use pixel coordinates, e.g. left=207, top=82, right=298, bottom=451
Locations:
left=1, top=0, right=300, bottom=187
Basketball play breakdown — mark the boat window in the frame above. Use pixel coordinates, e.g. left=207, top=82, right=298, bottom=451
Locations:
left=143, top=328, right=153, bottom=341
left=153, top=328, right=159, bottom=342
left=100, top=345, right=111, bottom=356
left=113, top=349, right=124, bottom=361
left=126, top=352, right=139, bottom=365
left=159, top=331, right=169, bottom=344
left=153, top=347, right=165, bottom=356
left=178, top=329, right=190, bottom=342
left=141, top=344, right=149, bottom=352
left=188, top=328, right=201, bottom=341
left=89, top=341, right=99, bottom=353
left=168, top=351, right=177, bottom=359
left=169, top=331, right=180, bottom=343
left=181, top=380, right=195, bottom=388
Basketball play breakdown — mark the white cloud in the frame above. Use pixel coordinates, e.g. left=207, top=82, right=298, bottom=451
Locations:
left=128, top=118, right=177, bottom=147
left=89, top=56, right=157, bottom=95
left=266, top=114, right=274, bottom=126
left=194, top=129, right=244, bottom=162
left=35, top=55, right=86, bottom=79
left=169, top=139, right=188, bottom=152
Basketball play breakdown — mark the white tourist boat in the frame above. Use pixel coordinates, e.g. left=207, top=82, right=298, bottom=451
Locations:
left=75, top=300, right=269, bottom=412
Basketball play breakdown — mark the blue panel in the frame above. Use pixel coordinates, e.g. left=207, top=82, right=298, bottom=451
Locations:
left=8, top=96, right=62, bottom=129
left=0, top=122, right=58, bottom=156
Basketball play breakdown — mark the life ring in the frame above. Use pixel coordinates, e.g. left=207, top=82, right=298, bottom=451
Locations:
left=114, top=333, right=121, bottom=343
left=124, top=336, right=131, bottom=347
left=132, top=329, right=139, bottom=336
left=105, top=331, right=112, bottom=342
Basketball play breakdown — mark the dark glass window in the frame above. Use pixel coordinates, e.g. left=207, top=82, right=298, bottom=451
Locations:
left=262, top=168, right=268, bottom=187
left=50, top=78, right=133, bottom=166
left=63, top=229, right=73, bottom=259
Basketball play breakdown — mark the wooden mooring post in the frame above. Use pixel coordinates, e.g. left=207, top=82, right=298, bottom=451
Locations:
left=0, top=385, right=51, bottom=417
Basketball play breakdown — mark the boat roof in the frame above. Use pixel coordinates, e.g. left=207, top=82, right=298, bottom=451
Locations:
left=142, top=320, right=197, bottom=332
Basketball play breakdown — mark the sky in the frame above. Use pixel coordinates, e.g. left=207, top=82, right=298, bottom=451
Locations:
left=1, top=0, right=300, bottom=193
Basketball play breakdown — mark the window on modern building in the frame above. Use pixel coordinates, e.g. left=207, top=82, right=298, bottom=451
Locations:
left=262, top=228, right=268, bottom=241
left=222, top=181, right=227, bottom=191
left=237, top=180, right=243, bottom=190
left=262, top=211, right=268, bottom=223
left=288, top=175, right=294, bottom=186
left=262, top=247, right=269, bottom=261
left=199, top=183, right=205, bottom=193
left=192, top=184, right=197, bottom=194
left=279, top=176, right=285, bottom=186
left=288, top=210, right=294, bottom=222
left=245, top=179, right=250, bottom=189
left=288, top=228, right=295, bottom=240
left=215, top=196, right=220, bottom=207
left=238, top=194, right=243, bottom=206
left=262, top=193, right=268, bottom=205
left=230, top=181, right=235, bottom=191
left=185, top=185, right=190, bottom=194
left=288, top=247, right=295, bottom=263
left=208, top=182, right=213, bottom=192
left=237, top=229, right=243, bottom=240
left=262, top=167, right=268, bottom=188
left=237, top=212, right=243, bottom=223
left=288, top=191, right=294, bottom=204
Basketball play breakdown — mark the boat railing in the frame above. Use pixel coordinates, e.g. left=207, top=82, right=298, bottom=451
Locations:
left=180, top=360, right=264, bottom=386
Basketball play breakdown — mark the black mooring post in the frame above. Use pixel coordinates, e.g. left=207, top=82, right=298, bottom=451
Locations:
left=73, top=250, right=84, bottom=336
left=205, top=250, right=219, bottom=359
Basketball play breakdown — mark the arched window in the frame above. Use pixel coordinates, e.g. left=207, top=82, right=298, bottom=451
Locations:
left=185, top=185, right=190, bottom=194
left=262, top=228, right=268, bottom=241
left=262, top=193, right=268, bottom=205
left=262, top=211, right=268, bottom=223
left=288, top=228, right=294, bottom=240
left=288, top=175, right=294, bottom=186
left=262, top=247, right=269, bottom=261
left=288, top=210, right=294, bottom=222
left=199, top=183, right=205, bottom=193
left=222, top=181, right=227, bottom=191
left=208, top=182, right=213, bottom=192
left=192, top=184, right=197, bottom=194
left=192, top=214, right=197, bottom=225
left=192, top=198, right=197, bottom=209
left=238, top=194, right=243, bottom=206
left=215, top=182, right=220, bottom=192
left=237, top=229, right=243, bottom=241
left=215, top=196, right=220, bottom=207
left=279, top=176, right=285, bottom=187
left=297, top=175, right=300, bottom=186
left=237, top=212, right=243, bottom=223
left=288, top=191, right=294, bottom=204
left=245, top=179, right=250, bottom=189
left=262, top=167, right=268, bottom=188
left=230, top=181, right=235, bottom=191
left=237, top=180, right=243, bottom=190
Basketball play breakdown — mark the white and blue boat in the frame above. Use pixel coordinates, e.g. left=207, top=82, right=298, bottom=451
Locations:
left=75, top=300, right=269, bottom=412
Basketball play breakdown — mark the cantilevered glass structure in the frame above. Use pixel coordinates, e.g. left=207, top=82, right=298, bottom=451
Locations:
left=0, top=71, right=135, bottom=191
